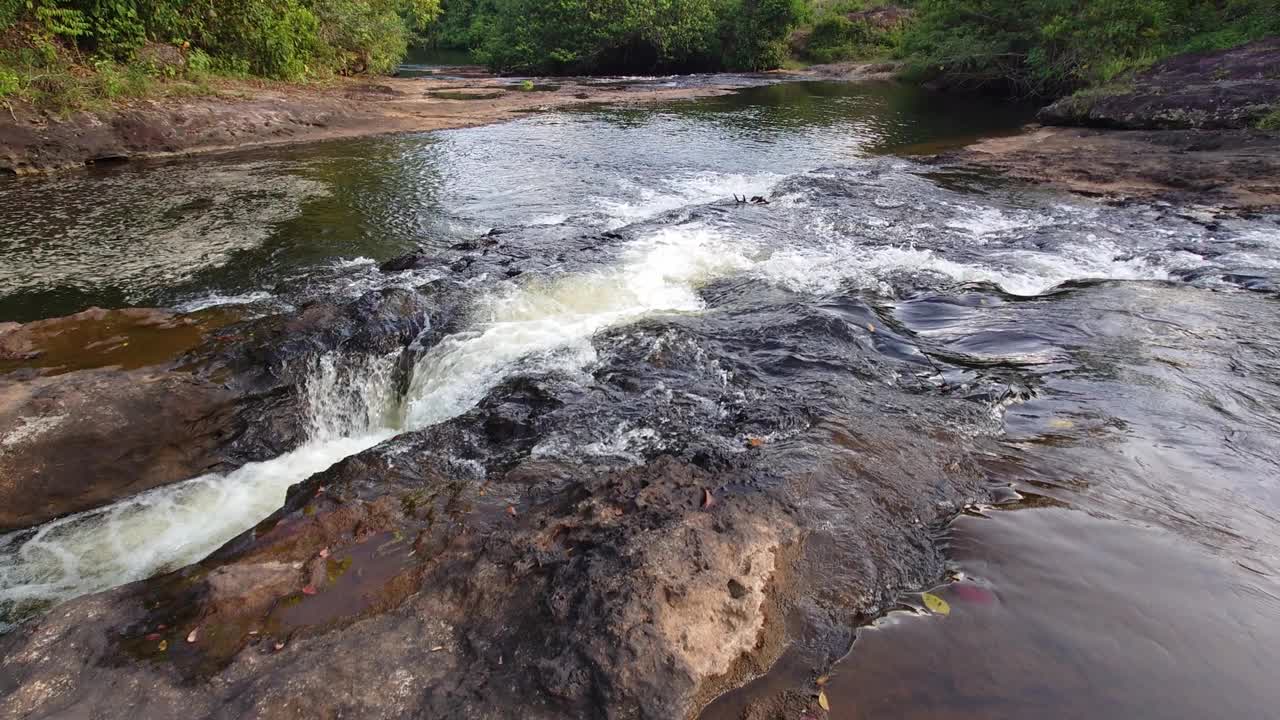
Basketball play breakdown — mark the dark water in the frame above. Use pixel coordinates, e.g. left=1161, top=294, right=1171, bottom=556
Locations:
left=3, top=78, right=1280, bottom=716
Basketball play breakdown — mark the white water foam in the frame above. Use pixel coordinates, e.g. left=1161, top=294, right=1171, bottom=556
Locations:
left=0, top=223, right=755, bottom=620
left=596, top=171, right=783, bottom=229
left=753, top=206, right=1178, bottom=297
left=174, top=290, right=277, bottom=313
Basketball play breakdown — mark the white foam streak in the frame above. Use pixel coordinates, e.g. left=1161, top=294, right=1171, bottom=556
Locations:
left=597, top=172, right=782, bottom=229
left=0, top=224, right=752, bottom=620
left=403, top=225, right=752, bottom=427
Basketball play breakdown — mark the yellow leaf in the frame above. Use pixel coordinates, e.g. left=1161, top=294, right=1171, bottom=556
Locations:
left=922, top=592, right=951, bottom=616
left=818, top=689, right=830, bottom=711
left=1049, top=419, right=1074, bottom=429
left=158, top=639, right=168, bottom=651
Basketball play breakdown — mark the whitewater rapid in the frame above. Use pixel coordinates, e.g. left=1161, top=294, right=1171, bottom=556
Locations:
left=2, top=161, right=1271, bottom=629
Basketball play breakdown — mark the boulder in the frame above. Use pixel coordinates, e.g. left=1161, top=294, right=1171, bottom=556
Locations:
left=1039, top=38, right=1280, bottom=130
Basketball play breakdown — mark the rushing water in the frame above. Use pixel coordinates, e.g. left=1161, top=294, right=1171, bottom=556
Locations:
left=2, top=78, right=1279, bottom=716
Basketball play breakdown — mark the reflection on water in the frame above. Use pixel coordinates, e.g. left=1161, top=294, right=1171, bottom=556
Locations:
left=0, top=81, right=1032, bottom=321
left=2, top=74, right=1279, bottom=718
left=827, top=508, right=1280, bottom=720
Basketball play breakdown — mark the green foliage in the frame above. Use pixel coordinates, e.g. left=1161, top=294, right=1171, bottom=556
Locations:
left=0, top=65, right=18, bottom=96
left=2, top=0, right=442, bottom=85
left=461, top=0, right=803, bottom=74
left=31, top=0, right=89, bottom=40
left=800, top=14, right=896, bottom=63
left=898, top=0, right=1280, bottom=95
left=1258, top=107, right=1280, bottom=132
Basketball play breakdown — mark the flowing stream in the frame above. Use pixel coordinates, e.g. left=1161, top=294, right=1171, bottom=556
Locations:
left=1, top=79, right=1279, bottom=717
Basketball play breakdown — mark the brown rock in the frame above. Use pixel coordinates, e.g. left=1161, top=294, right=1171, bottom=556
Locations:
left=0, top=368, right=237, bottom=531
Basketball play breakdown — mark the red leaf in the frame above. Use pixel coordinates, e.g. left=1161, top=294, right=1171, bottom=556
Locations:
left=302, top=584, right=318, bottom=596
left=952, top=583, right=996, bottom=604
left=702, top=488, right=716, bottom=509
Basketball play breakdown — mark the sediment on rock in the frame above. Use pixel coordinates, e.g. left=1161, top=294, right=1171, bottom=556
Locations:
left=941, top=126, right=1280, bottom=212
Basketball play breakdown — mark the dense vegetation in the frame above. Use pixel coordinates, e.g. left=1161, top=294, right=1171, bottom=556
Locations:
left=2, top=0, right=1277, bottom=111
left=427, top=0, right=808, bottom=74
left=896, top=0, right=1280, bottom=94
left=1, top=0, right=440, bottom=109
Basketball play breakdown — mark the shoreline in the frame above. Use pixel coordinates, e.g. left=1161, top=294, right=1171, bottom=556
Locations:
left=0, top=74, right=747, bottom=175
left=941, top=125, right=1280, bottom=214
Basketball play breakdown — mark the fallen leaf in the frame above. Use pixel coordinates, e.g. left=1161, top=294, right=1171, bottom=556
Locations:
left=702, top=488, right=716, bottom=509
left=186, top=627, right=199, bottom=643
left=302, top=584, right=318, bottom=596
left=158, top=640, right=168, bottom=652
left=248, top=629, right=260, bottom=636
left=318, top=547, right=330, bottom=559
left=747, top=436, right=765, bottom=448
left=273, top=641, right=286, bottom=651
left=818, top=689, right=830, bottom=711
left=431, top=645, right=445, bottom=652
left=816, top=674, right=829, bottom=687
left=145, top=632, right=163, bottom=641
left=1049, top=418, right=1074, bottom=429
left=866, top=323, right=876, bottom=333
left=157, top=624, right=167, bottom=630
left=506, top=506, right=517, bottom=517
left=922, top=591, right=951, bottom=616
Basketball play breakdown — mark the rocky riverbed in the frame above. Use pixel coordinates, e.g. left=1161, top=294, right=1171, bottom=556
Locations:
left=1, top=44, right=1278, bottom=720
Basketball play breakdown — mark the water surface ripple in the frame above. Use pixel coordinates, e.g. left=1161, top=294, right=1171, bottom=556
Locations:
left=1, top=80, right=1278, bottom=718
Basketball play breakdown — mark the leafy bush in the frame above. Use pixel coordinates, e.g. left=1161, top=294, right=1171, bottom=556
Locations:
left=898, top=0, right=1280, bottom=95
left=0, top=65, right=18, bottom=96
left=1259, top=107, right=1280, bottom=132
left=465, top=0, right=803, bottom=74
left=2, top=0, right=442, bottom=83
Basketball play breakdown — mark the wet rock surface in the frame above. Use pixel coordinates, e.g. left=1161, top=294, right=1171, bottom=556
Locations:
left=0, top=368, right=239, bottom=531
left=0, top=216, right=1000, bottom=715
left=945, top=126, right=1280, bottom=212
left=951, top=38, right=1280, bottom=212
left=0, top=287, right=435, bottom=531
left=4, top=154, right=1278, bottom=718
left=0, top=366, right=987, bottom=719
left=1039, top=38, right=1280, bottom=130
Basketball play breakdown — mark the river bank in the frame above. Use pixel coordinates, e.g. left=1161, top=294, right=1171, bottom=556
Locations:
left=1, top=55, right=1278, bottom=720
left=944, top=38, right=1280, bottom=213
left=0, top=73, right=748, bottom=174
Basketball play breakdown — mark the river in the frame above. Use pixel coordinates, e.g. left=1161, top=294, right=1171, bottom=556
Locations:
left=1, top=78, right=1278, bottom=718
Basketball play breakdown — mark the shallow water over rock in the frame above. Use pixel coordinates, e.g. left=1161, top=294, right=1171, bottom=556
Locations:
left=1, top=79, right=1278, bottom=718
